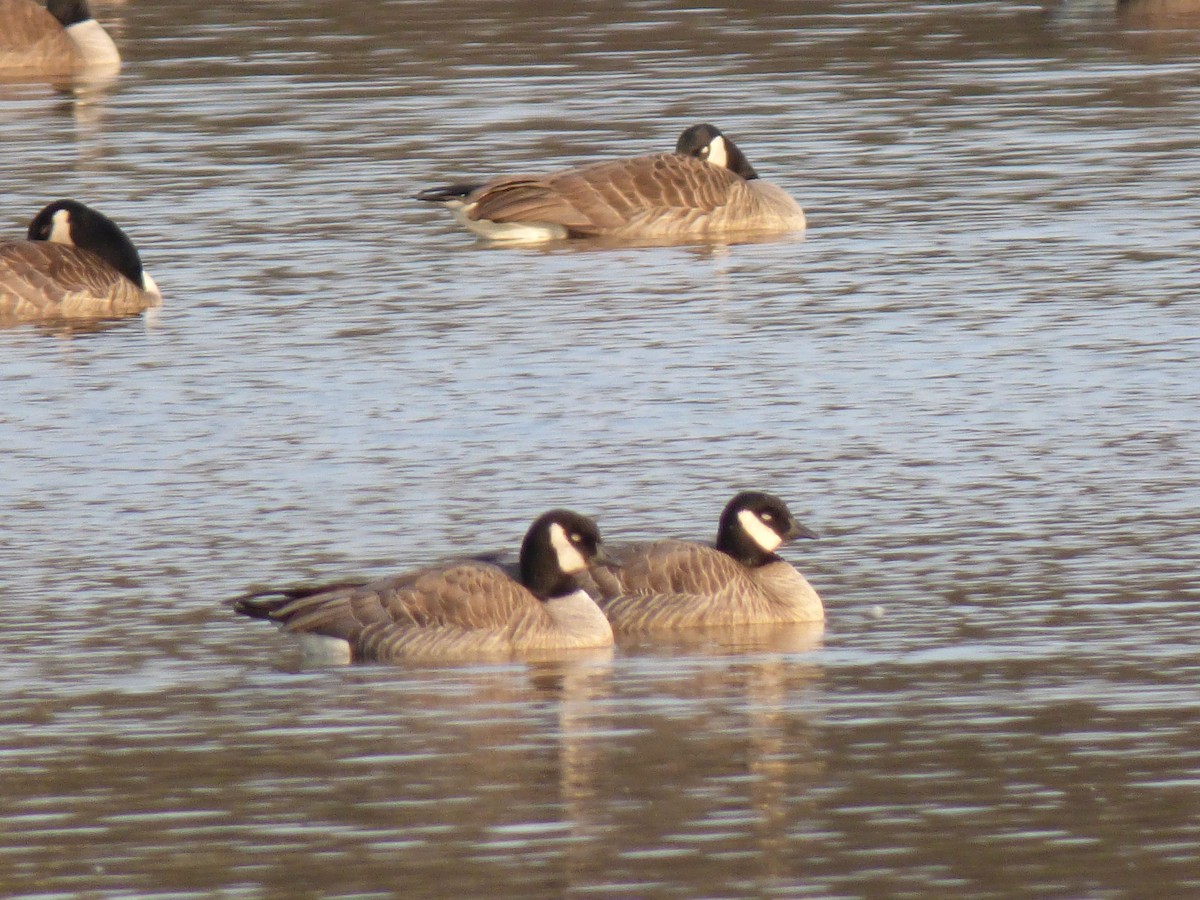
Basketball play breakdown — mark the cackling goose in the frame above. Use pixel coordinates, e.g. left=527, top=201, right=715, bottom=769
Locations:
left=586, top=491, right=824, bottom=631
left=231, top=509, right=616, bottom=663
left=414, top=123, right=805, bottom=243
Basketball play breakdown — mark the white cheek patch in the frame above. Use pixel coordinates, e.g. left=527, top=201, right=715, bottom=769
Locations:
left=48, top=209, right=73, bottom=245
left=549, top=522, right=588, bottom=574
left=738, top=508, right=782, bottom=553
left=706, top=135, right=728, bottom=169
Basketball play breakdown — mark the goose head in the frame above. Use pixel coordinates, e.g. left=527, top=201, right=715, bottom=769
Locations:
left=676, top=123, right=759, bottom=181
left=27, top=199, right=158, bottom=295
left=519, top=509, right=612, bottom=599
left=716, top=491, right=817, bottom=567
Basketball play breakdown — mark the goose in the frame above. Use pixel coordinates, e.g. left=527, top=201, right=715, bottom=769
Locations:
left=0, top=199, right=161, bottom=322
left=413, top=123, right=806, bottom=243
left=0, top=0, right=121, bottom=74
left=585, top=491, right=824, bottom=631
left=231, top=509, right=617, bottom=663
left=1118, top=0, right=1200, bottom=19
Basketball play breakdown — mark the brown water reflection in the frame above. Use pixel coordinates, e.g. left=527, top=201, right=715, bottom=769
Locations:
left=2, top=651, right=831, bottom=897
left=2, top=0, right=1199, bottom=897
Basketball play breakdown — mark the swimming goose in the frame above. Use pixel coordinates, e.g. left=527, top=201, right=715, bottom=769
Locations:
left=586, top=491, right=824, bottom=631
left=0, top=199, right=161, bottom=321
left=1118, top=0, right=1200, bottom=20
left=231, top=509, right=616, bottom=663
left=414, top=124, right=806, bottom=243
left=0, top=0, right=121, bottom=74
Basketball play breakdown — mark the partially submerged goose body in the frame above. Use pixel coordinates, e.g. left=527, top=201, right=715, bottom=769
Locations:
left=588, top=492, right=824, bottom=631
left=415, top=124, right=805, bottom=244
left=232, top=510, right=616, bottom=663
left=1118, top=0, right=1200, bottom=21
left=0, top=199, right=160, bottom=322
left=0, top=0, right=121, bottom=75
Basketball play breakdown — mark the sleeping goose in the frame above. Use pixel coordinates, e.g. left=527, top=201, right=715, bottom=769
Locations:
left=0, top=0, right=121, bottom=74
left=414, top=123, right=806, bottom=243
left=231, top=509, right=616, bottom=663
left=586, top=491, right=824, bottom=631
left=0, top=199, right=161, bottom=322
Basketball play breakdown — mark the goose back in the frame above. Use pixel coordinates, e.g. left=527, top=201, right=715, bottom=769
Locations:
left=589, top=540, right=823, bottom=631
left=240, top=561, right=600, bottom=661
left=0, top=0, right=119, bottom=73
left=0, top=0, right=75, bottom=71
left=416, top=124, right=805, bottom=243
left=0, top=240, right=156, bottom=320
left=231, top=510, right=615, bottom=663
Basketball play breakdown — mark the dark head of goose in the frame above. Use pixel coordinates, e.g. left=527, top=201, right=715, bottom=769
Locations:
left=27, top=199, right=149, bottom=290
left=716, top=491, right=817, bottom=567
left=520, top=509, right=611, bottom=599
left=675, top=123, right=760, bottom=181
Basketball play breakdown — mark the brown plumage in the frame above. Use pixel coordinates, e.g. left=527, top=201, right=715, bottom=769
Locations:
left=0, top=200, right=160, bottom=323
left=0, top=0, right=74, bottom=71
left=0, top=241, right=152, bottom=319
left=0, top=0, right=120, bottom=74
left=231, top=509, right=616, bottom=663
left=585, top=492, right=825, bottom=632
left=1118, top=0, right=1200, bottom=19
left=415, top=124, right=805, bottom=243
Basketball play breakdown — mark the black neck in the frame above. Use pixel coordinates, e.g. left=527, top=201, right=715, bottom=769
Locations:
left=716, top=518, right=776, bottom=568
left=520, top=538, right=578, bottom=600
left=48, top=0, right=92, bottom=28
left=725, top=140, right=759, bottom=181
left=77, top=219, right=145, bottom=288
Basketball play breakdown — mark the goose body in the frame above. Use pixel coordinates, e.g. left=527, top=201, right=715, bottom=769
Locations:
left=232, top=510, right=616, bottom=663
left=588, top=492, right=824, bottom=631
left=0, top=200, right=160, bottom=322
left=415, top=124, right=805, bottom=244
left=0, top=0, right=120, bottom=74
left=1118, top=0, right=1200, bottom=19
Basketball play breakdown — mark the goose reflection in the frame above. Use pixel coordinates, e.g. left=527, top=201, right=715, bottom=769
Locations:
left=561, top=623, right=825, bottom=891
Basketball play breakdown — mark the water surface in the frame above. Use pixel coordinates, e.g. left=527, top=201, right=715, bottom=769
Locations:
left=2, top=1, right=1198, bottom=896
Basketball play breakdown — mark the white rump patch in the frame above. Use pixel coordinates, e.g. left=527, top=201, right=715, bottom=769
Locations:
left=297, top=633, right=353, bottom=665
left=66, top=19, right=122, bottom=71
left=453, top=207, right=569, bottom=243
left=48, top=209, right=73, bottom=245
left=549, top=522, right=588, bottom=574
left=738, top=508, right=783, bottom=553
left=706, top=135, right=729, bottom=169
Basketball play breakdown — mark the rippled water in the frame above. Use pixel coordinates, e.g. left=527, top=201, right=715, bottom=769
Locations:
left=2, top=1, right=1199, bottom=896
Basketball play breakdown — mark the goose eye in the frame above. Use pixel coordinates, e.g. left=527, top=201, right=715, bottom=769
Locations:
left=570, top=532, right=583, bottom=544
left=760, top=512, right=773, bottom=522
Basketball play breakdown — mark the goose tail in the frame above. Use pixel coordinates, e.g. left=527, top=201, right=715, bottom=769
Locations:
left=228, top=580, right=369, bottom=620
left=414, top=183, right=483, bottom=204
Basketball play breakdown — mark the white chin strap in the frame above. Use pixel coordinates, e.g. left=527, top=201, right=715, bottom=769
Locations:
left=549, top=522, right=588, bottom=574
left=737, top=508, right=782, bottom=553
left=47, top=209, right=74, bottom=245
left=707, top=135, right=729, bottom=169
